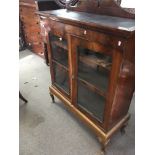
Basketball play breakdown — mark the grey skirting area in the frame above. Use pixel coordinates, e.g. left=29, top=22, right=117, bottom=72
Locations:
left=19, top=50, right=135, bottom=155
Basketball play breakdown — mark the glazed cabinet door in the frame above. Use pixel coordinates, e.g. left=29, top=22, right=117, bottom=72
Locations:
left=49, top=33, right=70, bottom=98
left=70, top=37, right=113, bottom=125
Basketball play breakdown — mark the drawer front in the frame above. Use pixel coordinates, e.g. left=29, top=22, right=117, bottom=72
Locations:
left=65, top=25, right=123, bottom=49
left=21, top=20, right=40, bottom=27
left=50, top=20, right=66, bottom=38
left=20, top=6, right=35, bottom=14
left=48, top=20, right=122, bottom=49
left=65, top=25, right=110, bottom=45
left=25, top=32, right=42, bottom=43
left=20, top=10, right=35, bottom=17
left=20, top=15, right=39, bottom=25
left=23, top=24, right=41, bottom=34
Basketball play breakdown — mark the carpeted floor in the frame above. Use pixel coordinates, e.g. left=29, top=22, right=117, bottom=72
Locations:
left=19, top=49, right=135, bottom=155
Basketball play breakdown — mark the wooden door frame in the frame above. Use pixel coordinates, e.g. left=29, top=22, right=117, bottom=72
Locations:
left=46, top=31, right=71, bottom=99
left=69, top=35, right=122, bottom=130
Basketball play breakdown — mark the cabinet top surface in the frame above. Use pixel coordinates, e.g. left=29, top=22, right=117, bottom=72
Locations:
left=38, top=9, right=135, bottom=33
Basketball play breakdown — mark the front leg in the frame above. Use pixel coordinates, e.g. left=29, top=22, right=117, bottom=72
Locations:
left=120, top=123, right=128, bottom=135
left=101, top=139, right=110, bottom=154
left=98, top=137, right=110, bottom=154
left=50, top=93, right=55, bottom=103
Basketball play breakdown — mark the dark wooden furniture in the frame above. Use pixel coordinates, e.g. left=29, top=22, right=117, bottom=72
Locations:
left=19, top=0, right=43, bottom=56
left=37, top=0, right=135, bottom=150
left=19, top=0, right=61, bottom=64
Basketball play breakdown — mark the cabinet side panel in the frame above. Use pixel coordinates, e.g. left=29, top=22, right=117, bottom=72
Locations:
left=110, top=36, right=135, bottom=127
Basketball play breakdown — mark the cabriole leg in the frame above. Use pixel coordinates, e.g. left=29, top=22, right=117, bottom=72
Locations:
left=120, top=122, right=128, bottom=135
left=101, top=139, right=110, bottom=154
left=50, top=93, right=55, bottom=103
left=98, top=137, right=110, bottom=154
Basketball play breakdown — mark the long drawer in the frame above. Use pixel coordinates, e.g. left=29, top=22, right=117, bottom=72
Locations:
left=23, top=24, right=41, bottom=34
left=49, top=20, right=124, bottom=49
left=20, top=7, right=35, bottom=15
left=24, top=31, right=42, bottom=43
left=20, top=15, right=40, bottom=25
left=50, top=20, right=66, bottom=38
left=65, top=25, right=123, bottom=49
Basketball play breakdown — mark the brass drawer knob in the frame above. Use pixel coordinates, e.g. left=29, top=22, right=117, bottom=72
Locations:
left=59, top=37, right=62, bottom=41
left=118, top=41, right=122, bottom=46
left=83, top=30, right=87, bottom=35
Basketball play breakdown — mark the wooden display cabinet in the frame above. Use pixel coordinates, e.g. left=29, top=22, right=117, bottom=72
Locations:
left=37, top=0, right=135, bottom=150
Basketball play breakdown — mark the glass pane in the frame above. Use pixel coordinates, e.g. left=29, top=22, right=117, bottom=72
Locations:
left=77, top=80, right=105, bottom=122
left=78, top=47, right=112, bottom=92
left=53, top=62, right=69, bottom=94
left=51, top=35, right=68, bottom=67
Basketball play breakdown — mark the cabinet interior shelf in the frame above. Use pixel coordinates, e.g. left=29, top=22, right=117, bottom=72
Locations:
left=52, top=41, right=111, bottom=71
left=52, top=41, right=68, bottom=51
left=52, top=59, right=68, bottom=71
left=79, top=55, right=112, bottom=71
left=78, top=77, right=106, bottom=98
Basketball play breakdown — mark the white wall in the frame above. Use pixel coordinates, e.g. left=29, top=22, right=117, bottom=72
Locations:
left=121, top=0, right=135, bottom=8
